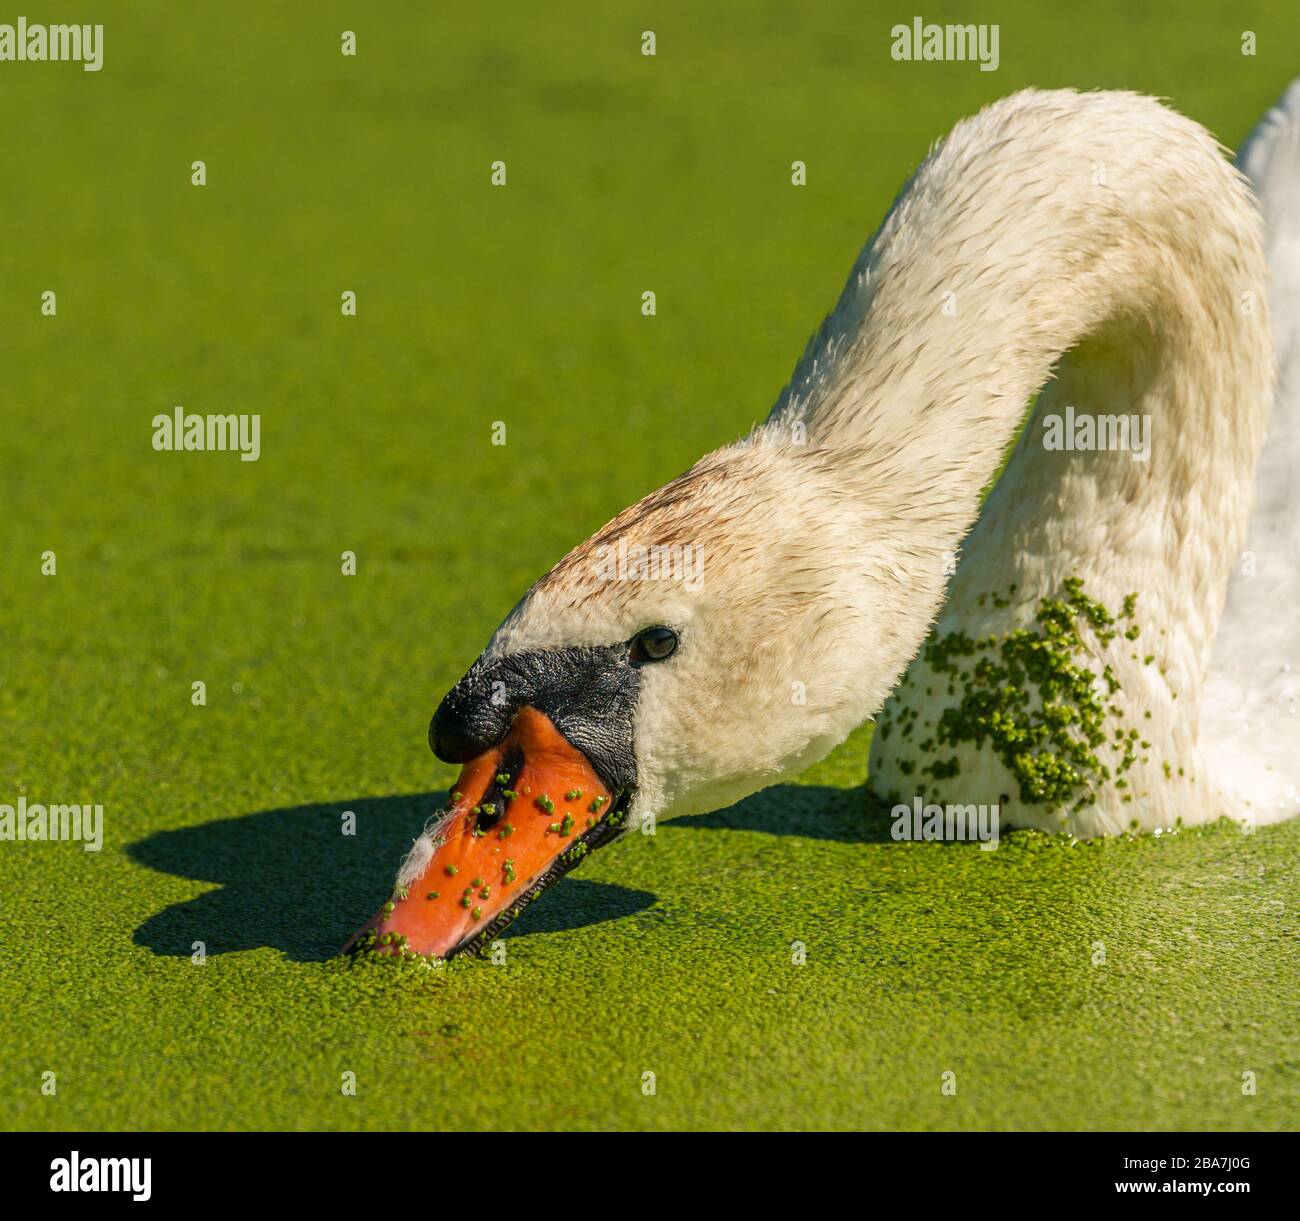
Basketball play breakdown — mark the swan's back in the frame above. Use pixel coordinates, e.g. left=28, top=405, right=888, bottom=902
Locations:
left=1202, top=80, right=1300, bottom=822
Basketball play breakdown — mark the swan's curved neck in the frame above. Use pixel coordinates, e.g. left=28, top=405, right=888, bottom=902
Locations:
left=763, top=91, right=1275, bottom=832
left=773, top=91, right=1271, bottom=691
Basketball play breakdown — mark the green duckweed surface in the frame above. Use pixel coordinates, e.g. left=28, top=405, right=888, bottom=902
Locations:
left=2, top=1, right=1298, bottom=1131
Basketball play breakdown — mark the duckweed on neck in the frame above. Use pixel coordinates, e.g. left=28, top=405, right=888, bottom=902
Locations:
left=921, top=579, right=1146, bottom=809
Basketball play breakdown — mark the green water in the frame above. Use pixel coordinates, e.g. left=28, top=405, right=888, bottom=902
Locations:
left=1, top=1, right=1297, bottom=1130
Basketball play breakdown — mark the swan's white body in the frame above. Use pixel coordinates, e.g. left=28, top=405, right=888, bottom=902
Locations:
left=479, top=86, right=1300, bottom=843
left=1200, top=81, right=1300, bottom=828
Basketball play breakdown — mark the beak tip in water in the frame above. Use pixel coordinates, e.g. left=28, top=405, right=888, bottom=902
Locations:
left=343, top=706, right=629, bottom=964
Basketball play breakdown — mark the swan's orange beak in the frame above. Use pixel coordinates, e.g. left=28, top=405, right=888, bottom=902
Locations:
left=345, top=707, right=625, bottom=961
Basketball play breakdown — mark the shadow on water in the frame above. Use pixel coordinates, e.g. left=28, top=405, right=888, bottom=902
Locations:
left=128, top=792, right=657, bottom=963
left=129, top=781, right=889, bottom=962
left=668, top=782, right=897, bottom=843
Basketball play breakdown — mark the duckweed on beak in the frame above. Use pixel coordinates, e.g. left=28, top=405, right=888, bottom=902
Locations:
left=343, top=706, right=628, bottom=962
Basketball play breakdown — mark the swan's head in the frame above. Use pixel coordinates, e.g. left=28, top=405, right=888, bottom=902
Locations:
left=349, top=433, right=943, bottom=959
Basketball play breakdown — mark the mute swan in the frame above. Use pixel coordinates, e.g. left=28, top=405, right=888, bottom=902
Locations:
left=351, top=85, right=1300, bottom=961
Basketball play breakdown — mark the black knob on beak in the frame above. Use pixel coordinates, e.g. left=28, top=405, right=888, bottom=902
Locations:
left=429, top=672, right=513, bottom=763
left=428, top=644, right=640, bottom=794
left=429, top=701, right=469, bottom=762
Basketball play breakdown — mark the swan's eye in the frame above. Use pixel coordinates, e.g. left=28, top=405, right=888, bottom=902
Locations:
left=630, top=626, right=678, bottom=664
